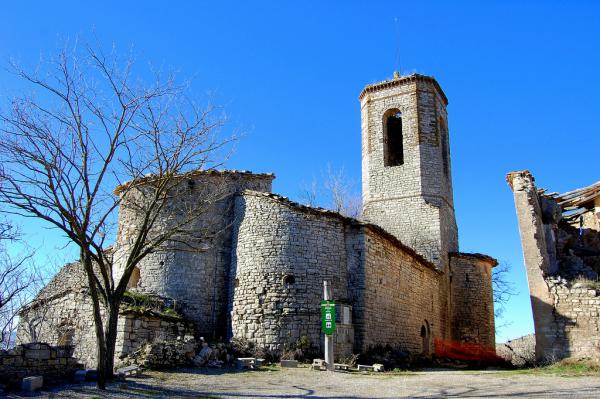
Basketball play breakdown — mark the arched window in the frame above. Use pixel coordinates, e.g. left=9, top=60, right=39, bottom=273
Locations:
left=384, top=109, right=403, bottom=167
left=127, top=266, right=141, bottom=289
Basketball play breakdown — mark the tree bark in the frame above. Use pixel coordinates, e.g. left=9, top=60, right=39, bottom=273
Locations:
left=90, top=287, right=107, bottom=390
left=103, top=300, right=120, bottom=380
left=82, top=254, right=107, bottom=390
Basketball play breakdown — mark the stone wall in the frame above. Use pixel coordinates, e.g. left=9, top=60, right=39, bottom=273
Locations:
left=508, top=170, right=600, bottom=361
left=17, top=262, right=99, bottom=368
left=507, top=171, right=560, bottom=362
left=355, top=227, right=449, bottom=354
left=228, top=190, right=486, bottom=358
left=450, top=253, right=496, bottom=348
left=114, top=171, right=273, bottom=339
left=18, top=262, right=197, bottom=368
left=544, top=277, right=600, bottom=359
left=229, top=191, right=351, bottom=354
left=360, top=74, right=458, bottom=270
left=0, top=343, right=82, bottom=389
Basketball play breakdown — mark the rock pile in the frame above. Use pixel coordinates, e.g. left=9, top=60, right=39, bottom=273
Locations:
left=120, top=335, right=197, bottom=369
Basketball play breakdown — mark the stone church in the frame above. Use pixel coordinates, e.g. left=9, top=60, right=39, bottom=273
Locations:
left=18, top=73, right=497, bottom=367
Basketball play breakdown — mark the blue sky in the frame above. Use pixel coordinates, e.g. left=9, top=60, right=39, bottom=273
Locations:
left=1, top=1, right=599, bottom=343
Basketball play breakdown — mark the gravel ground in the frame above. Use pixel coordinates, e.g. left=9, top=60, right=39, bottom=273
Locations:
left=4, top=367, right=600, bottom=399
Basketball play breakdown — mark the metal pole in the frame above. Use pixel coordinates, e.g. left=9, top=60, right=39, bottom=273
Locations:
left=323, top=281, right=334, bottom=371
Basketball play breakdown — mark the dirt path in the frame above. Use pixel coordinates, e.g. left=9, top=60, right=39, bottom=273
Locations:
left=5, top=367, right=600, bottom=398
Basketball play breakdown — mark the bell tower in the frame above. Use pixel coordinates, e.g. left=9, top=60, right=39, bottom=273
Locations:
left=360, top=73, right=458, bottom=269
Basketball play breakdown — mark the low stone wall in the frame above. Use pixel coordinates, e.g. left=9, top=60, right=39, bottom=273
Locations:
left=0, top=343, right=82, bottom=389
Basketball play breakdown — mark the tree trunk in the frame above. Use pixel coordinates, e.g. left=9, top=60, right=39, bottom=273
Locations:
left=103, top=300, right=121, bottom=380
left=90, top=289, right=107, bottom=390
left=82, top=255, right=108, bottom=390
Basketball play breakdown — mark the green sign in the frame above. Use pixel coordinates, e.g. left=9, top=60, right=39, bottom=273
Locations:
left=321, top=300, right=336, bottom=335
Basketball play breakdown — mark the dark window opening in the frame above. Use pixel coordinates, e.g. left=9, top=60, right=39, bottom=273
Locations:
left=187, top=179, right=196, bottom=191
left=384, top=110, right=404, bottom=167
left=283, top=274, right=295, bottom=289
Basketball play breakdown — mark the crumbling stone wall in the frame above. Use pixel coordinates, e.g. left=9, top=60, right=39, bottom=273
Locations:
left=496, top=334, right=535, bottom=367
left=544, top=276, right=600, bottom=359
left=18, top=262, right=196, bottom=368
left=450, top=253, right=496, bottom=348
left=508, top=170, right=600, bottom=361
left=360, top=74, right=458, bottom=270
left=116, top=312, right=195, bottom=365
left=0, top=343, right=82, bottom=389
left=17, top=262, right=99, bottom=367
left=114, top=171, right=273, bottom=339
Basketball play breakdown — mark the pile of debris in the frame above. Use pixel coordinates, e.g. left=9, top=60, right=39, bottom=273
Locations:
left=119, top=335, right=197, bottom=369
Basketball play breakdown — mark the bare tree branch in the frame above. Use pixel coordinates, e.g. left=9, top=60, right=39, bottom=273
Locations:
left=0, top=220, right=44, bottom=349
left=0, top=43, right=233, bottom=388
left=493, top=262, right=517, bottom=322
left=298, top=164, right=362, bottom=219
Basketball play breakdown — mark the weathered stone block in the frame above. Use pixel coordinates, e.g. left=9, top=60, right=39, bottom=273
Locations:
left=21, top=376, right=43, bottom=392
left=280, top=360, right=298, bottom=368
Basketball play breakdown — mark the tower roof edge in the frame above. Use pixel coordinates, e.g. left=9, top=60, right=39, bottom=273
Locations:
left=358, top=73, right=448, bottom=105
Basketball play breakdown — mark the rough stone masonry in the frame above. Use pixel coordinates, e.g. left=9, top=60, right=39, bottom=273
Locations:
left=508, top=170, right=600, bottom=362
left=18, top=73, right=496, bottom=368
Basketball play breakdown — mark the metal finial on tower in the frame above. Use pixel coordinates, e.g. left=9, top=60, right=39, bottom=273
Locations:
left=393, top=71, right=401, bottom=79
left=394, top=17, right=401, bottom=76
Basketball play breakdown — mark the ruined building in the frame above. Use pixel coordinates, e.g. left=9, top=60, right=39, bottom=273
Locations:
left=508, top=171, right=600, bottom=362
left=17, top=74, right=497, bottom=367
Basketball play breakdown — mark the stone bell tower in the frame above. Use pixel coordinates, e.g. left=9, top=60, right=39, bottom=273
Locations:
left=360, top=72, right=458, bottom=269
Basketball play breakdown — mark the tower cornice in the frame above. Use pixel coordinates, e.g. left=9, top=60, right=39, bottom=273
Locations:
left=359, top=73, right=448, bottom=105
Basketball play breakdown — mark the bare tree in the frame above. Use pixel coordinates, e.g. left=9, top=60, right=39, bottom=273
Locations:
left=493, top=261, right=516, bottom=323
left=0, top=44, right=232, bottom=389
left=299, top=165, right=362, bottom=218
left=0, top=220, right=38, bottom=349
left=298, top=180, right=319, bottom=208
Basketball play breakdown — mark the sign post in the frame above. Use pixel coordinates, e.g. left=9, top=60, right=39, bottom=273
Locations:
left=322, top=281, right=335, bottom=371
